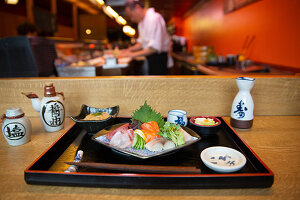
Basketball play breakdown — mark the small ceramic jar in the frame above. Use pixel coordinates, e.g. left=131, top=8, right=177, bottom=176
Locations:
left=23, top=83, right=65, bottom=132
left=230, top=77, right=255, bottom=129
left=1, top=108, right=32, bottom=146
left=167, top=110, right=188, bottom=126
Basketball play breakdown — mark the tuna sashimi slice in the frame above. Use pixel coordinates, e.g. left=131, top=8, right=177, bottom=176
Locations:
left=106, top=123, right=129, bottom=140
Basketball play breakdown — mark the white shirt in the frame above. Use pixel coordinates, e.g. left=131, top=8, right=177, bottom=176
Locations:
left=137, top=8, right=170, bottom=53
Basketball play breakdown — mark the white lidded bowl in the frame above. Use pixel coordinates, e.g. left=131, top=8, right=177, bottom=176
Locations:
left=200, top=146, right=246, bottom=173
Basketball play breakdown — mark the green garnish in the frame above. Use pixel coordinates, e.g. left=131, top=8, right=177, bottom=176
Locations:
left=131, top=101, right=164, bottom=129
left=132, top=133, right=146, bottom=149
left=92, top=112, right=103, bottom=116
left=158, top=122, right=185, bottom=146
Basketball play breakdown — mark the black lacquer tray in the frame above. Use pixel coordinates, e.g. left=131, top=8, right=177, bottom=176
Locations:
left=24, top=117, right=274, bottom=189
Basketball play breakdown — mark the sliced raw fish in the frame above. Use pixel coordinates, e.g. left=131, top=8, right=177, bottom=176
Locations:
left=142, top=129, right=160, bottom=143
left=145, top=137, right=167, bottom=152
left=163, top=140, right=175, bottom=150
left=180, top=127, right=193, bottom=142
left=106, top=123, right=129, bottom=140
left=109, top=131, right=132, bottom=148
left=127, top=129, right=134, bottom=142
left=146, top=142, right=164, bottom=152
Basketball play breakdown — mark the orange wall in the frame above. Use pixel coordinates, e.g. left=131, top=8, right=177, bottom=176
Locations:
left=169, top=17, right=184, bottom=36
left=180, top=0, right=300, bottom=68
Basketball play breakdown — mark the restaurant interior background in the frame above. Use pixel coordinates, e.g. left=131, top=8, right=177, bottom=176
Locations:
left=0, top=1, right=300, bottom=195
left=0, top=0, right=300, bottom=77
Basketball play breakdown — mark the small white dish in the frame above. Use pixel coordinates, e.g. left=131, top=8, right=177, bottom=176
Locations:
left=200, top=146, right=246, bottom=173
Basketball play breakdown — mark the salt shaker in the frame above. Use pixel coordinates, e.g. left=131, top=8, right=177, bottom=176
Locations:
left=230, top=77, right=255, bottom=129
left=1, top=108, right=32, bottom=146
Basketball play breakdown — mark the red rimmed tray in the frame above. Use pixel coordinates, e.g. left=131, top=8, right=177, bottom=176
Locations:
left=24, top=117, right=274, bottom=189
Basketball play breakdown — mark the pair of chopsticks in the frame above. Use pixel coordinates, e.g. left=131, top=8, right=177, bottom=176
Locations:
left=241, top=35, right=256, bottom=55
left=65, top=162, right=201, bottom=174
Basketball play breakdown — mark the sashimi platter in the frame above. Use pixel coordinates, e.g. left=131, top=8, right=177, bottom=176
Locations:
left=92, top=101, right=201, bottom=159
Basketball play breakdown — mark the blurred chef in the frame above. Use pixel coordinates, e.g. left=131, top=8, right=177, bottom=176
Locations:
left=120, top=0, right=171, bottom=75
left=17, top=22, right=38, bottom=36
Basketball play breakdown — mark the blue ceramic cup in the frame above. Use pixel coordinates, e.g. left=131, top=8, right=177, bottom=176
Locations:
left=167, top=110, right=187, bottom=126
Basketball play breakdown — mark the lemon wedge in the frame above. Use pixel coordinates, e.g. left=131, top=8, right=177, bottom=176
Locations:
left=134, top=129, right=146, bottom=141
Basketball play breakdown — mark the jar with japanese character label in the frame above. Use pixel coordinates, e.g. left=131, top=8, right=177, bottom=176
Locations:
left=230, top=77, right=255, bottom=130
left=22, top=83, right=65, bottom=132
left=1, top=108, right=32, bottom=146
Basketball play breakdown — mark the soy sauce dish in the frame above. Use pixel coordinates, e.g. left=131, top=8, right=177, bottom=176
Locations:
left=200, top=146, right=247, bottom=173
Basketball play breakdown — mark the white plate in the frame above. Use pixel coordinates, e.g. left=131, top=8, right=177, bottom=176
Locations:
left=200, top=146, right=246, bottom=173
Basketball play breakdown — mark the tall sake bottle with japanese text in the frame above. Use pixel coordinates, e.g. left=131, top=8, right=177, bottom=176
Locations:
left=22, top=83, right=65, bottom=132
left=230, top=77, right=255, bottom=130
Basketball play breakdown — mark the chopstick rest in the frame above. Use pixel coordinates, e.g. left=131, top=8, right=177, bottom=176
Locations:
left=65, top=162, right=201, bottom=174
left=64, top=150, right=84, bottom=172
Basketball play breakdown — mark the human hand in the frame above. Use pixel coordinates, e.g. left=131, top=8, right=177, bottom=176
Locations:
left=118, top=49, right=135, bottom=58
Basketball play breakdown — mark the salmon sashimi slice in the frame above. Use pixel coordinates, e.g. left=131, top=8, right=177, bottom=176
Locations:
left=140, top=121, right=159, bottom=133
left=142, top=129, right=160, bottom=143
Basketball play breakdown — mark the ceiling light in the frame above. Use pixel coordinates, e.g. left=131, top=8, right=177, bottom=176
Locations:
left=116, top=16, right=127, bottom=25
left=96, top=0, right=105, bottom=6
left=102, top=6, right=112, bottom=18
left=85, top=29, right=92, bottom=35
left=5, top=0, right=18, bottom=4
left=105, top=6, right=119, bottom=18
left=123, top=25, right=136, bottom=37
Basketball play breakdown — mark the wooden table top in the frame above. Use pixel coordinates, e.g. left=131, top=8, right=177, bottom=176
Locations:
left=0, top=116, right=299, bottom=200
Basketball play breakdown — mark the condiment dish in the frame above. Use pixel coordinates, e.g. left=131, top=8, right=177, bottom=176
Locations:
left=70, top=104, right=119, bottom=133
left=200, top=146, right=246, bottom=173
left=189, top=116, right=221, bottom=138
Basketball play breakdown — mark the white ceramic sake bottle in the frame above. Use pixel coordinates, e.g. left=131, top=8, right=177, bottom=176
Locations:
left=230, top=77, right=255, bottom=129
left=23, top=83, right=65, bottom=132
left=1, top=108, right=32, bottom=146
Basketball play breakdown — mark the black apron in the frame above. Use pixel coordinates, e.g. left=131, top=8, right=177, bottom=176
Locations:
left=146, top=52, right=168, bottom=75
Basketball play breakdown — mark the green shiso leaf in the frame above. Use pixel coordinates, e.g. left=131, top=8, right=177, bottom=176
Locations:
left=131, top=101, right=165, bottom=129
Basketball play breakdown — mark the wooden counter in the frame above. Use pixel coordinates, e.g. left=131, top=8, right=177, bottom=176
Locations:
left=1, top=76, right=299, bottom=117
left=0, top=116, right=299, bottom=200
left=171, top=52, right=298, bottom=75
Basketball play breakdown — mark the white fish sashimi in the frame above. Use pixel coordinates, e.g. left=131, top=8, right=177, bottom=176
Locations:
left=147, top=142, right=164, bottom=152
left=145, top=137, right=167, bottom=152
left=109, top=131, right=132, bottom=148
left=145, top=137, right=176, bottom=151
left=163, top=140, right=175, bottom=150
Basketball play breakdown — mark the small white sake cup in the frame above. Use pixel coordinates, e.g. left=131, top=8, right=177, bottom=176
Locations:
left=167, top=110, right=187, bottom=126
